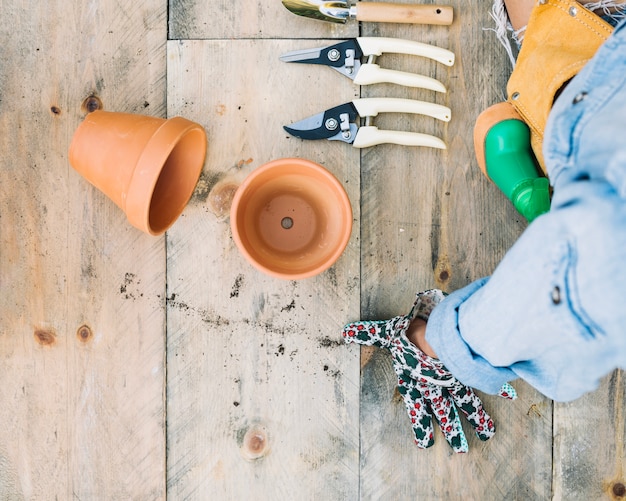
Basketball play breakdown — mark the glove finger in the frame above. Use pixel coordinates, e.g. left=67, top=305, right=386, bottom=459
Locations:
left=498, top=382, right=517, bottom=400
left=341, top=320, right=389, bottom=347
left=425, top=385, right=469, bottom=453
left=398, top=383, right=434, bottom=449
left=449, top=383, right=496, bottom=441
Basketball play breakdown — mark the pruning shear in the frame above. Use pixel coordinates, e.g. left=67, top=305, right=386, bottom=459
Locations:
left=284, top=98, right=451, bottom=149
left=280, top=37, right=455, bottom=92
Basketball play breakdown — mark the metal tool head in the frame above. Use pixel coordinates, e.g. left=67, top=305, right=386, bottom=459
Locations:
left=280, top=40, right=363, bottom=79
left=284, top=102, right=359, bottom=143
left=281, top=0, right=352, bottom=24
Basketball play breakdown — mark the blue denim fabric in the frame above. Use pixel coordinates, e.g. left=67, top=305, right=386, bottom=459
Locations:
left=426, top=20, right=626, bottom=402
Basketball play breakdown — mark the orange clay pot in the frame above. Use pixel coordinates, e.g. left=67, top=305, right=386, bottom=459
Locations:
left=68, top=110, right=207, bottom=235
left=230, top=158, right=353, bottom=280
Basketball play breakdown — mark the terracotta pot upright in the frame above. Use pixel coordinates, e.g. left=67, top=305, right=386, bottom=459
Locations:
left=230, top=158, right=353, bottom=280
left=69, top=110, right=207, bottom=235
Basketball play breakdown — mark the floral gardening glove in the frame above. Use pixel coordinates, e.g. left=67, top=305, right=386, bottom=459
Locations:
left=342, top=289, right=516, bottom=453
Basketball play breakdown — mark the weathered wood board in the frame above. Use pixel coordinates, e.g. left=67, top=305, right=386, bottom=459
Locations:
left=0, top=1, right=167, bottom=499
left=0, top=0, right=624, bottom=499
left=169, top=0, right=356, bottom=39
left=165, top=39, right=361, bottom=500
left=554, top=371, right=626, bottom=501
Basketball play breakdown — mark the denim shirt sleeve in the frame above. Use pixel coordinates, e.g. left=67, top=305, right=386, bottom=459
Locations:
left=426, top=192, right=626, bottom=402
left=426, top=182, right=626, bottom=402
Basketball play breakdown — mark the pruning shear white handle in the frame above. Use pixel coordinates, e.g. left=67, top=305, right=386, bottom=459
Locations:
left=351, top=98, right=449, bottom=149
left=357, top=37, right=455, bottom=66
left=354, top=66, right=447, bottom=92
left=353, top=98, right=451, bottom=122
left=353, top=127, right=446, bottom=149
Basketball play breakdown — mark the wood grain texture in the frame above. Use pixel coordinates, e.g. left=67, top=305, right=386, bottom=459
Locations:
left=165, top=39, right=360, bottom=500
left=554, top=370, right=626, bottom=501
left=2, top=1, right=625, bottom=499
left=0, top=1, right=167, bottom=499
left=168, top=0, right=356, bottom=39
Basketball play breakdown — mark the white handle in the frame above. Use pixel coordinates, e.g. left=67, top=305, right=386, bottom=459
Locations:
left=353, top=126, right=446, bottom=149
left=354, top=65, right=446, bottom=92
left=353, top=98, right=451, bottom=122
left=357, top=37, right=455, bottom=66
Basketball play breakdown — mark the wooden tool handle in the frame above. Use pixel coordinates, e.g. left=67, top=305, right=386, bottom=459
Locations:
left=355, top=3, right=453, bottom=25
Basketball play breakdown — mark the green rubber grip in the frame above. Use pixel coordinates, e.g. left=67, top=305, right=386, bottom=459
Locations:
left=484, top=119, right=550, bottom=222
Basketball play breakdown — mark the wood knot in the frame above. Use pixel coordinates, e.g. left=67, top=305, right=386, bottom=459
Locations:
left=241, top=425, right=270, bottom=461
left=50, top=106, right=62, bottom=116
left=76, top=324, right=93, bottom=343
left=34, top=328, right=56, bottom=346
left=208, top=181, right=239, bottom=220
left=81, top=95, right=103, bottom=114
left=613, top=482, right=626, bottom=498
left=434, top=255, right=451, bottom=287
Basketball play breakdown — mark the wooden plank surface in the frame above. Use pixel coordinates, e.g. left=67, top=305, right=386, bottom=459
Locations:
left=0, top=1, right=167, bottom=499
left=554, top=370, right=626, bottom=501
left=165, top=39, right=361, bottom=500
left=169, top=0, right=355, bottom=39
left=1, top=1, right=625, bottom=499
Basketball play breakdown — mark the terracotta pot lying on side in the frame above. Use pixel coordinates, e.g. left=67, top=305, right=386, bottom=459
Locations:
left=69, top=110, right=207, bottom=236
